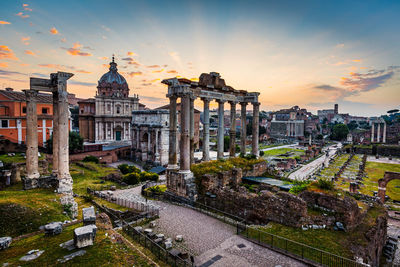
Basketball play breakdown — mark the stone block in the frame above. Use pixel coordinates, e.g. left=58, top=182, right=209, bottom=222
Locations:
left=154, top=238, right=163, bottom=244
left=175, top=235, right=183, bottom=242
left=165, top=241, right=172, bottom=249
left=20, top=250, right=44, bottom=261
left=144, top=228, right=152, bottom=234
left=134, top=226, right=143, bottom=233
left=74, top=225, right=97, bottom=248
left=0, top=237, right=12, bottom=250
left=44, top=222, right=63, bottom=235
left=82, top=206, right=96, bottom=225
left=156, top=233, right=164, bottom=239
left=149, top=221, right=156, bottom=228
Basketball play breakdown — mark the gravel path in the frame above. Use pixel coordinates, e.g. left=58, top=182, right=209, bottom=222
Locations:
left=289, top=143, right=341, bottom=180
left=109, top=185, right=307, bottom=266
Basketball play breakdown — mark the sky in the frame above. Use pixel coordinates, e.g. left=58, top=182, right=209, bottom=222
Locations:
left=0, top=0, right=399, bottom=116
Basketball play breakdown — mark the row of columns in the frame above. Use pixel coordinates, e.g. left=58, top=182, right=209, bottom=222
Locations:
left=132, top=126, right=161, bottom=164
left=371, top=122, right=387, bottom=143
left=168, top=93, right=260, bottom=172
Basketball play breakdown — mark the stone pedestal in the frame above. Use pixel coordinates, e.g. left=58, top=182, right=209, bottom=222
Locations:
left=44, top=221, right=63, bottom=235
left=82, top=206, right=96, bottom=225
left=74, top=225, right=97, bottom=248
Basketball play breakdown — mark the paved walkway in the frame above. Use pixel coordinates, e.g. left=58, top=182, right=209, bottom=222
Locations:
left=288, top=143, right=342, bottom=180
left=109, top=185, right=306, bottom=266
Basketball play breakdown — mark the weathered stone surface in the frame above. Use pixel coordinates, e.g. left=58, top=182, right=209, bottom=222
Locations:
left=74, top=225, right=97, bottom=248
left=44, top=221, right=63, bottom=235
left=149, top=221, right=156, bottom=228
left=59, top=239, right=75, bottom=251
left=19, top=250, right=44, bottom=261
left=144, top=228, right=152, bottom=234
left=60, top=194, right=78, bottom=219
left=57, top=250, right=86, bottom=263
left=0, top=237, right=12, bottom=250
left=82, top=206, right=96, bottom=225
left=175, top=235, right=183, bottom=242
left=165, top=241, right=172, bottom=249
left=134, top=226, right=143, bottom=232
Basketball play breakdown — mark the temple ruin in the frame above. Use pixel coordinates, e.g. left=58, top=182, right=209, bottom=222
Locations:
left=23, top=71, right=78, bottom=217
left=162, top=72, right=260, bottom=200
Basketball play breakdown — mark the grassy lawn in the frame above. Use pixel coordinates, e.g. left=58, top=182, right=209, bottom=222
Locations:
left=259, top=144, right=285, bottom=150
left=316, top=154, right=349, bottom=180
left=0, top=153, right=45, bottom=164
left=360, top=161, right=400, bottom=201
left=0, top=224, right=154, bottom=267
left=261, top=148, right=305, bottom=159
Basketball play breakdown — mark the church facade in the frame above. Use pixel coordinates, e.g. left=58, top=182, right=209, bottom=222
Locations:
left=79, top=57, right=142, bottom=144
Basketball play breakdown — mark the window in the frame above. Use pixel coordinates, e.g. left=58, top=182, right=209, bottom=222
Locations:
left=22, top=107, right=26, bottom=113
left=1, top=120, right=8, bottom=128
left=42, top=108, right=48, bottom=114
left=107, top=104, right=111, bottom=112
left=117, top=107, right=120, bottom=114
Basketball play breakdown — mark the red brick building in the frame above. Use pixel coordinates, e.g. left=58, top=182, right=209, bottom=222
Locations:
left=0, top=88, right=70, bottom=147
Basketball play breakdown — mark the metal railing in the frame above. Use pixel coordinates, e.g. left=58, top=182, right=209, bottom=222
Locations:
left=238, top=225, right=368, bottom=267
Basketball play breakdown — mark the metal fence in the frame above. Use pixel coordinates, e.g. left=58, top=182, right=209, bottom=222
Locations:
left=87, top=187, right=160, bottom=216
left=123, top=223, right=194, bottom=267
left=238, top=224, right=368, bottom=267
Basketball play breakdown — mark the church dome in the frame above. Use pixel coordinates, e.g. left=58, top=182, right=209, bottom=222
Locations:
left=99, top=57, right=127, bottom=85
left=97, top=56, right=130, bottom=98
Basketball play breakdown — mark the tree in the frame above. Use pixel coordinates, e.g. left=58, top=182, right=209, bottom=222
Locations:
left=331, top=124, right=349, bottom=141
left=46, top=131, right=84, bottom=154
left=347, top=120, right=358, bottom=131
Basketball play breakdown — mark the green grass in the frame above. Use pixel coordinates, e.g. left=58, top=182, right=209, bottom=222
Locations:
left=0, top=224, right=154, bottom=267
left=0, top=153, right=45, bottom=164
left=261, top=148, right=305, bottom=159
left=360, top=161, right=400, bottom=201
left=0, top=183, right=69, bottom=237
left=259, top=144, right=284, bottom=150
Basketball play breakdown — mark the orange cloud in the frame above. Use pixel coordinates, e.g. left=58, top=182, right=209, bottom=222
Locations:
left=0, top=62, right=8, bottom=68
left=50, top=27, right=58, bottom=35
left=20, top=63, right=29, bottom=67
left=150, top=78, right=160, bottom=83
left=24, top=50, right=37, bottom=56
left=352, top=59, right=362, bottom=62
left=166, top=70, right=178, bottom=74
left=127, top=71, right=142, bottom=77
left=98, top=56, right=108, bottom=60
left=0, top=21, right=11, bottom=25
left=21, top=36, right=30, bottom=45
left=152, top=69, right=164, bottom=73
left=16, top=12, right=29, bottom=19
left=38, top=63, right=62, bottom=68
left=127, top=51, right=137, bottom=56
left=76, top=70, right=91, bottom=74
left=0, top=45, right=18, bottom=60
left=190, top=77, right=199, bottom=81
left=64, top=42, right=92, bottom=56
left=146, top=65, right=160, bottom=68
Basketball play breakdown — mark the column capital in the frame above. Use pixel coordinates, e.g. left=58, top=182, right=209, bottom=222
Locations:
left=24, top=89, right=38, bottom=99
left=229, top=100, right=238, bottom=105
left=216, top=99, right=226, bottom=104
left=252, top=102, right=260, bottom=107
left=240, top=102, right=248, bottom=107
left=167, top=94, right=178, bottom=100
left=201, top=97, right=211, bottom=103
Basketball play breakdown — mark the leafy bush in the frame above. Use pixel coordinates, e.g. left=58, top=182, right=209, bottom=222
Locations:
left=259, top=151, right=265, bottom=157
left=118, top=164, right=140, bottom=174
left=316, top=178, right=334, bottom=190
left=145, top=185, right=167, bottom=195
left=289, top=183, right=308, bottom=194
left=82, top=155, right=99, bottom=164
left=140, top=171, right=159, bottom=182
left=123, top=172, right=141, bottom=185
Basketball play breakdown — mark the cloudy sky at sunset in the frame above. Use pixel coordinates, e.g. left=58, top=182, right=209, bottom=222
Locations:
left=0, top=0, right=399, bottom=116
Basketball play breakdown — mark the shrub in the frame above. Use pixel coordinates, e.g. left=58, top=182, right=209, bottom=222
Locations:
left=316, top=178, right=334, bottom=190
left=259, top=151, right=265, bottom=157
left=140, top=171, right=159, bottom=182
left=289, top=183, right=308, bottom=194
left=118, top=164, right=140, bottom=174
left=123, top=172, right=141, bottom=185
left=82, top=155, right=99, bottom=164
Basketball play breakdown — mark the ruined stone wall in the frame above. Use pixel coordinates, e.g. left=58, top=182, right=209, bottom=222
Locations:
left=207, top=188, right=308, bottom=227
left=299, top=190, right=364, bottom=230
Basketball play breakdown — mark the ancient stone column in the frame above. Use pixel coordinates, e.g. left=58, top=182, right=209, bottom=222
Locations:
left=147, top=128, right=151, bottom=160
left=155, top=129, right=160, bottom=164
left=217, top=100, right=225, bottom=159
left=136, top=128, right=140, bottom=150
left=371, top=122, right=375, bottom=143
left=229, top=101, right=236, bottom=157
left=168, top=96, right=178, bottom=168
left=202, top=98, right=210, bottom=161
left=252, top=102, right=260, bottom=157
left=180, top=94, right=191, bottom=171
left=240, top=102, right=247, bottom=154
left=383, top=122, right=387, bottom=143
left=52, top=90, right=59, bottom=177
left=190, top=96, right=195, bottom=165
left=57, top=75, right=73, bottom=194
left=377, top=123, right=381, bottom=143
left=25, top=90, right=40, bottom=179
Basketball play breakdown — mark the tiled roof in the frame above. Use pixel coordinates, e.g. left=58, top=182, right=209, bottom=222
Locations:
left=0, top=90, right=53, bottom=103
